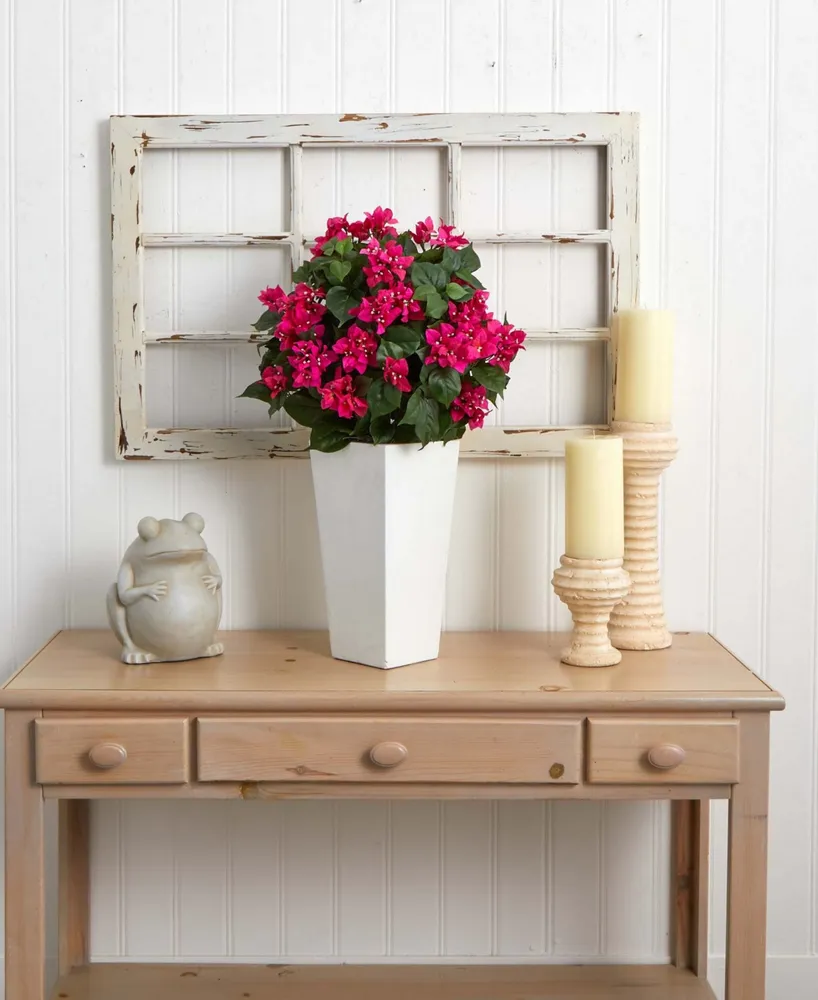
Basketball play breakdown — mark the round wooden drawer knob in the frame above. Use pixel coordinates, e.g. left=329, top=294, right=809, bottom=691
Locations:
left=647, top=744, right=686, bottom=770
left=369, top=742, right=408, bottom=768
left=88, top=742, right=128, bottom=769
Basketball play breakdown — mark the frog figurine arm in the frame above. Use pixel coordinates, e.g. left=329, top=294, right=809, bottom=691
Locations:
left=106, top=557, right=170, bottom=664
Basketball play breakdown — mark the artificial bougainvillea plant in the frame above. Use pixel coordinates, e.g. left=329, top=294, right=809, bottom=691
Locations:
left=241, top=208, right=526, bottom=452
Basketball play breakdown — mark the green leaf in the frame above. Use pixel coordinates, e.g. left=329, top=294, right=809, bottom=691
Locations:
left=367, top=379, right=402, bottom=418
left=412, top=283, right=436, bottom=301
left=455, top=269, right=484, bottom=289
left=459, top=243, right=481, bottom=272
left=442, top=419, right=467, bottom=443
left=445, top=282, right=469, bottom=301
left=383, top=325, right=422, bottom=355
left=413, top=246, right=444, bottom=264
left=426, top=366, right=462, bottom=407
left=239, top=381, right=274, bottom=403
left=310, top=421, right=353, bottom=453
left=325, top=286, right=359, bottom=324
left=470, top=363, right=509, bottom=395
left=410, top=261, right=448, bottom=290
left=329, top=259, right=352, bottom=283
left=424, top=291, right=448, bottom=320
left=352, top=412, right=371, bottom=438
left=376, top=340, right=404, bottom=362
left=399, top=389, right=440, bottom=445
left=321, top=237, right=337, bottom=257
left=252, top=310, right=278, bottom=332
left=283, top=393, right=326, bottom=428
left=268, top=395, right=285, bottom=416
left=392, top=423, right=419, bottom=444
left=441, top=247, right=464, bottom=273
left=336, top=236, right=353, bottom=256
left=397, top=231, right=418, bottom=255
left=370, top=414, right=396, bottom=445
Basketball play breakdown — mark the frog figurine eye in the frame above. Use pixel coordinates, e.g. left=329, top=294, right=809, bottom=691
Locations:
left=137, top=517, right=160, bottom=541
left=183, top=512, right=205, bottom=534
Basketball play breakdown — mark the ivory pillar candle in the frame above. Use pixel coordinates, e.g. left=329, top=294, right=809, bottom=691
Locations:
left=564, top=438, right=625, bottom=560
left=613, top=310, right=674, bottom=424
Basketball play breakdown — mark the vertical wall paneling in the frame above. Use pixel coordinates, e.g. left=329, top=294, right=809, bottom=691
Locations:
left=441, top=803, right=493, bottom=956
left=495, top=801, right=547, bottom=956
left=0, top=0, right=12, bottom=959
left=0, top=0, right=15, bottom=684
left=388, top=802, right=442, bottom=957
left=121, top=801, right=174, bottom=957
left=766, top=0, right=818, bottom=957
left=551, top=801, right=602, bottom=955
left=280, top=802, right=334, bottom=957
left=1, top=0, right=817, bottom=986
left=66, top=0, right=121, bottom=628
left=661, top=2, right=718, bottom=630
left=11, top=0, right=68, bottom=662
left=335, top=802, right=388, bottom=957
left=227, top=800, right=282, bottom=958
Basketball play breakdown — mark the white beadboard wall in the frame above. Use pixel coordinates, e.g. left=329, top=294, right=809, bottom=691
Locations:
left=1, top=0, right=817, bottom=995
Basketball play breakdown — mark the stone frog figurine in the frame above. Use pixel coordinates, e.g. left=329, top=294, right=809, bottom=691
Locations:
left=107, top=512, right=224, bottom=664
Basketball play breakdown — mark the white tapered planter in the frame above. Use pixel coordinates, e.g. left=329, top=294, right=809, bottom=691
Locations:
left=311, top=441, right=460, bottom=669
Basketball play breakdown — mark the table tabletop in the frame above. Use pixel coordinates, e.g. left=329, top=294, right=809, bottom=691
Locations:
left=0, top=629, right=784, bottom=713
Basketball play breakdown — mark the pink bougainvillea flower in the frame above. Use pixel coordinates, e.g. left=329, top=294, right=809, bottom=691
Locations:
left=348, top=218, right=369, bottom=241
left=382, top=356, right=412, bottom=393
left=353, top=284, right=421, bottom=334
left=311, top=214, right=352, bottom=257
left=258, top=285, right=288, bottom=311
left=424, top=322, right=473, bottom=373
left=320, top=374, right=368, bottom=420
left=432, top=222, right=469, bottom=250
left=362, top=238, right=415, bottom=288
left=451, top=381, right=490, bottom=429
left=363, top=206, right=399, bottom=238
left=488, top=321, right=527, bottom=372
left=465, top=325, right=501, bottom=362
left=334, top=325, right=379, bottom=374
left=411, top=216, right=435, bottom=246
left=275, top=283, right=327, bottom=342
left=448, top=289, right=490, bottom=325
left=260, top=364, right=288, bottom=397
left=353, top=291, right=400, bottom=334
left=289, top=339, right=337, bottom=389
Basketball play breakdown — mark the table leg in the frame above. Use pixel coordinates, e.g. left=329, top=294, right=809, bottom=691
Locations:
left=672, top=799, right=710, bottom=977
left=5, top=710, right=45, bottom=1000
left=725, top=712, right=770, bottom=1000
left=58, top=800, right=90, bottom=974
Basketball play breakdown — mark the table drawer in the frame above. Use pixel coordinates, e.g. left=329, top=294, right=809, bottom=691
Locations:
left=197, top=717, right=582, bottom=783
left=35, top=718, right=189, bottom=784
left=586, top=718, right=739, bottom=784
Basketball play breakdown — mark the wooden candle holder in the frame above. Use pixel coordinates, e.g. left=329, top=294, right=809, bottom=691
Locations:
left=551, top=556, right=631, bottom=667
left=608, top=421, right=679, bottom=651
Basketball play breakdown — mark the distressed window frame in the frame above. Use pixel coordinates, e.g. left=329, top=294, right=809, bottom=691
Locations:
left=111, top=112, right=638, bottom=460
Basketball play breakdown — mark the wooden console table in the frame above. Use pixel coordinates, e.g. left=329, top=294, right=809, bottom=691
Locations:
left=1, top=630, right=783, bottom=1000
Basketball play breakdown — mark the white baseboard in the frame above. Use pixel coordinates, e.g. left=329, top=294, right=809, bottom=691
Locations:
left=708, top=956, right=818, bottom=1000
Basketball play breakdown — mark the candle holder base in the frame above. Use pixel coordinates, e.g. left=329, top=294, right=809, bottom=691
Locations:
left=551, top=556, right=631, bottom=667
left=608, top=422, right=678, bottom=652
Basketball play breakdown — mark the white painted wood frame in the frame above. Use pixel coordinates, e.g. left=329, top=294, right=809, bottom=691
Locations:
left=111, top=113, right=639, bottom=461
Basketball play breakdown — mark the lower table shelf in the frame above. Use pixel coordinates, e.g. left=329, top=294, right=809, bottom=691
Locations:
left=51, top=963, right=716, bottom=999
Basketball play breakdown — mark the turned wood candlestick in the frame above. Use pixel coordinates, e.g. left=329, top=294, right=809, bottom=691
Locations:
left=608, top=421, right=679, bottom=651
left=551, top=556, right=631, bottom=667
